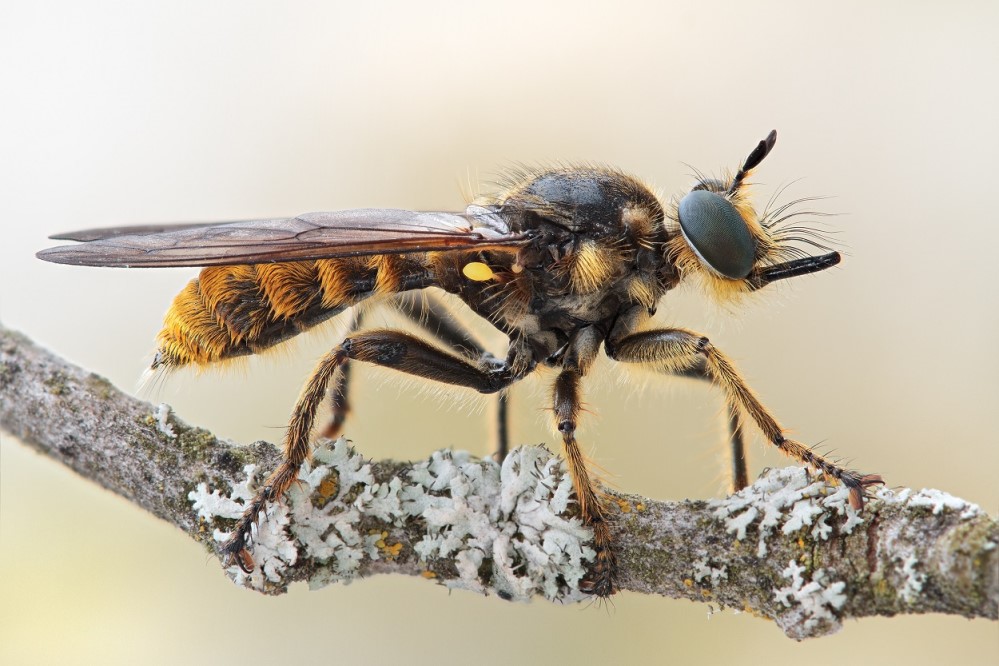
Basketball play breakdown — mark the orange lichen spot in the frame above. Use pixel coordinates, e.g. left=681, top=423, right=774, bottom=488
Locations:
left=615, top=498, right=632, bottom=513
left=635, top=502, right=646, bottom=512
left=797, top=537, right=806, bottom=549
left=421, top=570, right=437, bottom=579
left=318, top=476, right=338, bottom=499
left=462, top=261, right=494, bottom=282
left=683, top=578, right=694, bottom=588
left=700, top=588, right=713, bottom=598
left=373, top=530, right=403, bottom=560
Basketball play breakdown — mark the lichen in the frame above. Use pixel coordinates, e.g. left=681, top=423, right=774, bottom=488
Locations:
left=406, top=446, right=594, bottom=601
left=898, top=555, right=926, bottom=604
left=774, top=560, right=847, bottom=637
left=189, top=463, right=298, bottom=588
left=154, top=403, right=176, bottom=438
left=877, top=487, right=983, bottom=519
left=693, top=558, right=728, bottom=587
left=187, top=440, right=595, bottom=601
left=709, top=467, right=865, bottom=558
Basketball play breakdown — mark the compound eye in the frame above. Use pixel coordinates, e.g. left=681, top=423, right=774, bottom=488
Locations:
left=677, top=190, right=756, bottom=279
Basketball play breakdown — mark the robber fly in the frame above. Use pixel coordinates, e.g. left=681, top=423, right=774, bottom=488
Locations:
left=37, top=130, right=883, bottom=596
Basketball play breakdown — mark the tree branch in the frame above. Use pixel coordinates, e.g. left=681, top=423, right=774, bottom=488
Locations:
left=1, top=323, right=996, bottom=640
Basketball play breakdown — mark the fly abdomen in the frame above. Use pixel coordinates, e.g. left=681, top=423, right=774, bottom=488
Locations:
left=152, top=254, right=436, bottom=369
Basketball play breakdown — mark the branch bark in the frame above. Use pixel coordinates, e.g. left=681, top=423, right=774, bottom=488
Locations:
left=1, top=323, right=996, bottom=640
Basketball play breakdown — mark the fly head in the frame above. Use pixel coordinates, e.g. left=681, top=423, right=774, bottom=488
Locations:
left=668, top=130, right=841, bottom=300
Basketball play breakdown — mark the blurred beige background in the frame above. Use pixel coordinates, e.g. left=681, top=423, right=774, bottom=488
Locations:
left=2, top=1, right=996, bottom=664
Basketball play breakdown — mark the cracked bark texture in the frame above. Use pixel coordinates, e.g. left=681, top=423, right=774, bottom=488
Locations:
left=1, top=323, right=996, bottom=640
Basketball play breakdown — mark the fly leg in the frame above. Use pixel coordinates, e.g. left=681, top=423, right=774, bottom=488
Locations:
left=223, top=344, right=347, bottom=573
left=321, top=297, right=482, bottom=439
left=396, top=291, right=511, bottom=460
left=221, top=328, right=520, bottom=573
left=551, top=327, right=616, bottom=596
left=554, top=367, right=616, bottom=597
left=324, top=295, right=512, bottom=461
left=321, top=308, right=363, bottom=439
left=676, top=362, right=749, bottom=491
left=605, top=327, right=883, bottom=508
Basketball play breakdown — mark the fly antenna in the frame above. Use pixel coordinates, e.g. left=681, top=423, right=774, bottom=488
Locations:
left=728, top=129, right=778, bottom=195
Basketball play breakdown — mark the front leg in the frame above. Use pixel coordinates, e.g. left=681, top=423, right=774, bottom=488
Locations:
left=605, top=328, right=883, bottom=509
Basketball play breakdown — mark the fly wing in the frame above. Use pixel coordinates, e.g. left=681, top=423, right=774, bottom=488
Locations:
left=48, top=222, right=230, bottom=242
left=37, top=207, right=525, bottom=267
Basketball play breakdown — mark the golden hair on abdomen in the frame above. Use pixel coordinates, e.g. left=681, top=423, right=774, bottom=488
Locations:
left=152, top=252, right=444, bottom=371
left=154, top=258, right=385, bottom=370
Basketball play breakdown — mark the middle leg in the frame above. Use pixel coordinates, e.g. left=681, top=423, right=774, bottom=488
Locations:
left=551, top=326, right=616, bottom=596
left=677, top=361, right=749, bottom=491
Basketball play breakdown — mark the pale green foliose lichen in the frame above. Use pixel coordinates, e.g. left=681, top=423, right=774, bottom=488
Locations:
left=880, top=486, right=983, bottom=519
left=898, top=554, right=926, bottom=604
left=154, top=403, right=176, bottom=439
left=709, top=467, right=986, bottom=563
left=709, top=467, right=865, bottom=558
left=693, top=558, right=728, bottom=587
left=774, top=560, right=847, bottom=634
left=188, top=439, right=594, bottom=601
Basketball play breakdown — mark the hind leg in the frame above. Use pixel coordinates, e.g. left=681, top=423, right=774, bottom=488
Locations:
left=221, top=328, right=523, bottom=572
left=324, top=295, right=511, bottom=458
